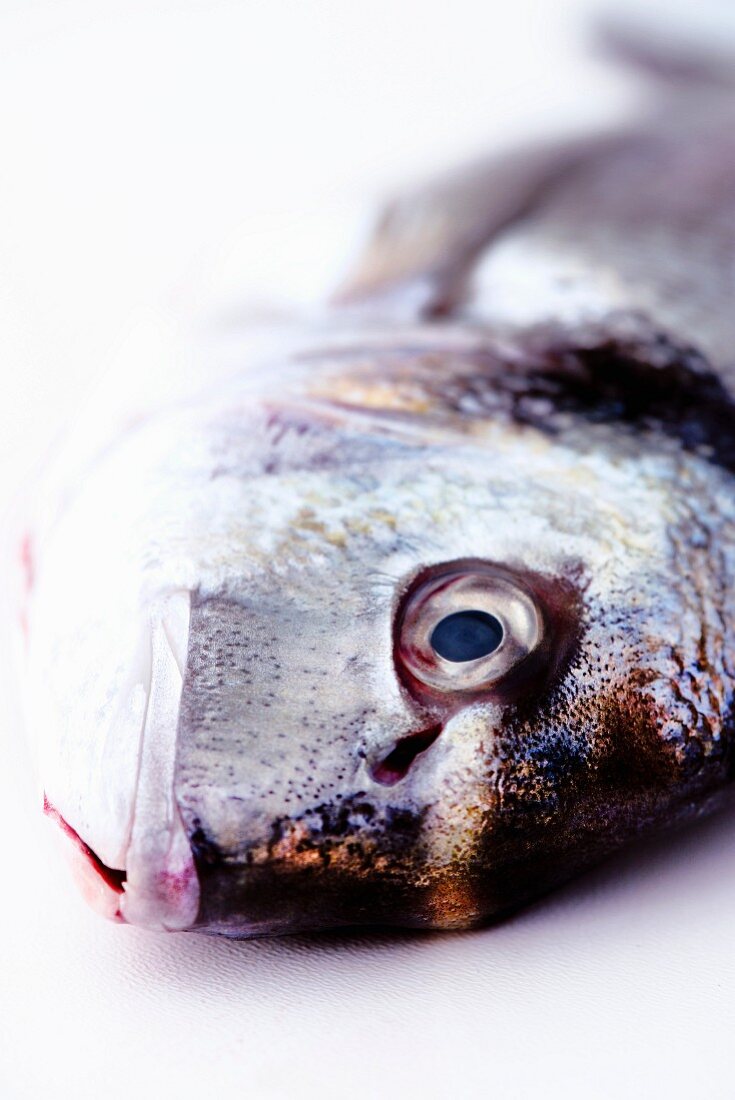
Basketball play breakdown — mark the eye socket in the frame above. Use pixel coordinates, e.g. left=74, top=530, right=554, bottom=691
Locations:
left=396, top=564, right=543, bottom=695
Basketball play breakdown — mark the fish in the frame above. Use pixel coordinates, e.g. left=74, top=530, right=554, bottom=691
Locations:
left=23, top=22, right=735, bottom=936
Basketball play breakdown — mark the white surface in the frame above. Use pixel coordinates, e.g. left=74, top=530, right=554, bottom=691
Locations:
left=1, top=2, right=735, bottom=1098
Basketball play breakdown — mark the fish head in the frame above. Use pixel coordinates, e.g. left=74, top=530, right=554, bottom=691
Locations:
left=30, top=326, right=735, bottom=934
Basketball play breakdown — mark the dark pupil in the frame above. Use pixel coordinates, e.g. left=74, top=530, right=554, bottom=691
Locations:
left=430, top=610, right=503, bottom=663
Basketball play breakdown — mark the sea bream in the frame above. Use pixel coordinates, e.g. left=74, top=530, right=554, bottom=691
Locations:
left=24, top=29, right=735, bottom=935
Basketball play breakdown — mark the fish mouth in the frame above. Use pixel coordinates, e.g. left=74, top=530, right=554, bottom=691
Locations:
left=118, top=591, right=200, bottom=930
left=45, top=789, right=199, bottom=931
left=44, top=591, right=201, bottom=931
left=44, top=796, right=127, bottom=922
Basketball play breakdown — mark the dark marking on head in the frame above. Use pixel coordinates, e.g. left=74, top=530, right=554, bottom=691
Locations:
left=589, top=692, right=684, bottom=793
left=464, top=674, right=733, bottom=922
left=521, top=329, right=735, bottom=472
left=724, top=701, right=735, bottom=782
left=307, top=326, right=735, bottom=473
left=189, top=818, right=224, bottom=869
left=424, top=329, right=735, bottom=471
left=189, top=796, right=432, bottom=934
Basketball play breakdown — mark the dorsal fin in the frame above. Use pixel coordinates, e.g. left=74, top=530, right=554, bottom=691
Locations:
left=597, top=14, right=735, bottom=90
left=332, top=136, right=616, bottom=321
left=334, top=6, right=735, bottom=325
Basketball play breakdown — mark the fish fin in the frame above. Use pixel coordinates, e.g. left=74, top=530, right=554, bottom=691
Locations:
left=597, top=13, right=735, bottom=90
left=332, top=137, right=613, bottom=321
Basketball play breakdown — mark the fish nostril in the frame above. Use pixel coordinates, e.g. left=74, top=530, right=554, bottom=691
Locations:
left=370, top=724, right=442, bottom=786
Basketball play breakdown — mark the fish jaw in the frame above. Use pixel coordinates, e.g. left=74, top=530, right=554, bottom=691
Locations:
left=34, top=588, right=200, bottom=931
left=118, top=592, right=200, bottom=931
left=43, top=797, right=126, bottom=922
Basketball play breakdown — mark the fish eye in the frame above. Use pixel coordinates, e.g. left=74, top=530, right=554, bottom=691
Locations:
left=396, top=564, right=543, bottom=695
left=430, top=610, right=504, bottom=662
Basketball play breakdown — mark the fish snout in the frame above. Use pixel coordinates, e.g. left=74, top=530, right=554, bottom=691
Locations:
left=172, top=564, right=587, bottom=934
left=181, top=701, right=519, bottom=935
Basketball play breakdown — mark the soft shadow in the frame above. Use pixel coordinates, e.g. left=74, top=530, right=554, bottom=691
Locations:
left=109, top=790, right=735, bottom=997
left=517, top=789, right=735, bottom=925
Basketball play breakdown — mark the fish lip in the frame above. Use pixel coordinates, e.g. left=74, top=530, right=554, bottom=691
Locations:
left=117, top=591, right=201, bottom=931
left=43, top=795, right=127, bottom=922
left=44, top=592, right=201, bottom=932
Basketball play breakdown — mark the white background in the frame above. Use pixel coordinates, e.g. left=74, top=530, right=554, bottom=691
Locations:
left=2, top=2, right=735, bottom=1097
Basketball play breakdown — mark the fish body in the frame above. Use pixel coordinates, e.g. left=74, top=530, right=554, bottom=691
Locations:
left=25, top=32, right=735, bottom=934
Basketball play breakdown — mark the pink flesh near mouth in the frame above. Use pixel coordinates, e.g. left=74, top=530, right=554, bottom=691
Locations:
left=18, top=532, right=35, bottom=641
left=20, top=533, right=34, bottom=594
left=43, top=796, right=127, bottom=922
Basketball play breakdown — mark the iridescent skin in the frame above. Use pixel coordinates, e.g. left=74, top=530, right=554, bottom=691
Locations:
left=27, top=54, right=735, bottom=934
